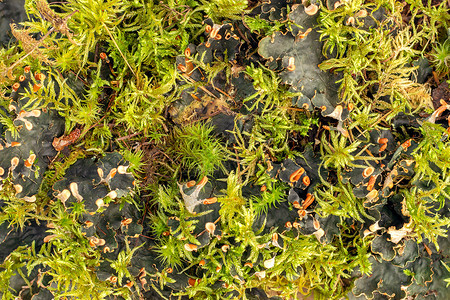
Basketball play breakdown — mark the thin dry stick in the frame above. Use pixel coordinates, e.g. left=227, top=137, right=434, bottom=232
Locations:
left=117, top=132, right=140, bottom=141
left=7, top=9, right=78, bottom=79
left=6, top=28, right=54, bottom=79
left=101, top=22, right=137, bottom=78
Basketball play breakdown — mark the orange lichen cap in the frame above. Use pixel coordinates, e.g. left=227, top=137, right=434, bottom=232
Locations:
left=367, top=175, right=376, bottom=191
left=35, top=73, right=46, bottom=81
left=205, top=222, right=216, bottom=235
left=188, top=278, right=201, bottom=286
left=297, top=28, right=312, bottom=40
left=401, top=139, right=412, bottom=150
left=355, top=9, right=368, bottom=18
left=24, top=154, right=37, bottom=168
left=198, top=176, right=208, bottom=186
left=304, top=4, right=319, bottom=15
left=363, top=166, right=374, bottom=178
left=366, top=189, right=378, bottom=201
left=33, top=83, right=42, bottom=92
left=287, top=57, right=296, bottom=71
left=289, top=167, right=305, bottom=182
left=203, top=197, right=217, bottom=205
left=12, top=82, right=20, bottom=92
left=378, top=138, right=388, bottom=144
left=177, top=64, right=187, bottom=73
left=346, top=16, right=355, bottom=26
left=302, top=176, right=310, bottom=186
left=121, top=218, right=133, bottom=226
left=186, top=180, right=196, bottom=188
left=347, top=103, right=354, bottom=111
left=184, top=243, right=198, bottom=252
left=302, top=193, right=314, bottom=210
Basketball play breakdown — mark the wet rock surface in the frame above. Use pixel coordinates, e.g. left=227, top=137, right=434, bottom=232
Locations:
left=0, top=0, right=26, bottom=45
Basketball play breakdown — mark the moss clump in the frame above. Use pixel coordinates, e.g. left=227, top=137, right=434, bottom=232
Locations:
left=0, top=0, right=449, bottom=299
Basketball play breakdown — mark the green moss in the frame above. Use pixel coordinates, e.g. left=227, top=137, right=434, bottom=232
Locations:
left=0, top=0, right=449, bottom=298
